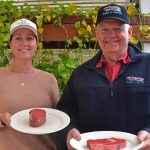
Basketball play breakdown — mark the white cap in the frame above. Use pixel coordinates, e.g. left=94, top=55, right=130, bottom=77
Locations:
left=10, top=18, right=38, bottom=38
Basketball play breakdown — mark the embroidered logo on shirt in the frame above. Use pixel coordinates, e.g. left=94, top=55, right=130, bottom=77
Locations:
left=126, top=76, right=144, bottom=84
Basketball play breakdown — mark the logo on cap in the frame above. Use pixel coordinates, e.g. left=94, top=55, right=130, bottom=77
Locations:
left=102, top=6, right=122, bottom=16
left=16, top=19, right=32, bottom=26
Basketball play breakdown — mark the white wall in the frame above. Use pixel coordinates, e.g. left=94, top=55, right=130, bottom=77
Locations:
left=139, top=0, right=150, bottom=14
left=143, top=43, right=150, bottom=53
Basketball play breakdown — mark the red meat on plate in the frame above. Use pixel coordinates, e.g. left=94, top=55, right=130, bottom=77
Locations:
left=29, top=108, right=46, bottom=127
left=87, top=137, right=127, bottom=150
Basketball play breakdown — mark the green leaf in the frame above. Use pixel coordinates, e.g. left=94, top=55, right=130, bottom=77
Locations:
left=130, top=36, right=138, bottom=44
left=75, top=21, right=81, bottom=28
left=82, top=20, right=87, bottom=27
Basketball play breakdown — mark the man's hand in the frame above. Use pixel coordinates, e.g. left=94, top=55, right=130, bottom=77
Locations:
left=0, top=112, right=11, bottom=128
left=137, top=130, right=150, bottom=150
left=67, top=128, right=81, bottom=150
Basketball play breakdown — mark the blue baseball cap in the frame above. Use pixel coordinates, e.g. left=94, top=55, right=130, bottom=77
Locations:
left=96, top=3, right=129, bottom=25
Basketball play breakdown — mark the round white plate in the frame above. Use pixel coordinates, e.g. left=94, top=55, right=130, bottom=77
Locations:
left=70, top=131, right=144, bottom=150
left=10, top=108, right=70, bottom=134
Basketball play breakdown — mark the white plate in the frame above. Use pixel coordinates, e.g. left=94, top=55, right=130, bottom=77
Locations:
left=70, top=131, right=144, bottom=150
left=10, top=108, right=70, bottom=134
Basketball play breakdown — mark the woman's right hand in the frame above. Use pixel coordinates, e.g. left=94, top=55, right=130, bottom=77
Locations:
left=67, top=128, right=81, bottom=150
left=0, top=112, right=11, bottom=128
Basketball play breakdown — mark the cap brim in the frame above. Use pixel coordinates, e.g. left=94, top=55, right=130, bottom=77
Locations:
left=99, top=17, right=128, bottom=24
left=10, top=25, right=38, bottom=38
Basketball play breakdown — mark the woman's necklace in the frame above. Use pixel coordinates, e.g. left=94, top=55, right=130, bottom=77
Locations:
left=8, top=65, right=36, bottom=87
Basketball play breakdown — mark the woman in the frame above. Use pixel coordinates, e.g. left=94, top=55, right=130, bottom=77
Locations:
left=0, top=18, right=59, bottom=150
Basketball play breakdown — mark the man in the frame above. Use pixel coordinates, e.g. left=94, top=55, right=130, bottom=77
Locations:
left=57, top=3, right=150, bottom=150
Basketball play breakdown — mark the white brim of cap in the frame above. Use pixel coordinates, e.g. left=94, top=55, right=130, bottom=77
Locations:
left=10, top=25, right=38, bottom=39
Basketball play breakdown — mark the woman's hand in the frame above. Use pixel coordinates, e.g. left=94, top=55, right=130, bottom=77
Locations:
left=137, top=130, right=150, bottom=150
left=0, top=112, right=11, bottom=128
left=67, top=128, right=81, bottom=150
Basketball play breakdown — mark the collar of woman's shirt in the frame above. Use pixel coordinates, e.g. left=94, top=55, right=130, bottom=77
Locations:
left=96, top=51, right=131, bottom=81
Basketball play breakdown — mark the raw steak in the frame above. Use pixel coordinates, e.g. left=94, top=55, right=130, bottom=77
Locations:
left=29, top=108, right=46, bottom=127
left=87, top=137, right=127, bottom=150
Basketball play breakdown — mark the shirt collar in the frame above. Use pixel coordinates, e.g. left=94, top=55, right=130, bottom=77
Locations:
left=96, top=51, right=131, bottom=68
